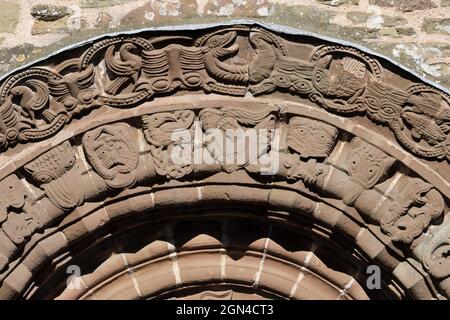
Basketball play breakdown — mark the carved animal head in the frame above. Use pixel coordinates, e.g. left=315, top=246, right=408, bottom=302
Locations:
left=24, top=141, right=76, bottom=185
left=142, top=110, right=194, bottom=147
left=204, top=31, right=237, bottom=50
left=121, top=43, right=138, bottom=53
left=82, top=123, right=138, bottom=181
left=287, top=117, right=338, bottom=159
left=313, top=55, right=366, bottom=99
left=346, top=137, right=396, bottom=189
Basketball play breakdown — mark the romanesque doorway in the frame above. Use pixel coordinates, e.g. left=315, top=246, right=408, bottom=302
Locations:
left=0, top=23, right=448, bottom=300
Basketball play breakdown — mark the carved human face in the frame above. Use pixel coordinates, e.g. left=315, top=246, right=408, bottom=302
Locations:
left=199, top=110, right=221, bottom=130
left=82, top=124, right=138, bottom=181
left=287, top=117, right=338, bottom=158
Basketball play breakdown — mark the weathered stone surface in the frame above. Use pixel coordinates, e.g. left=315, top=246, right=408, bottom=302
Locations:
left=347, top=12, right=407, bottom=27
left=0, top=2, right=20, bottom=33
left=270, top=4, right=337, bottom=30
left=30, top=4, right=70, bottom=21
left=382, top=15, right=407, bottom=27
left=369, top=0, right=437, bottom=11
left=422, top=18, right=450, bottom=34
left=31, top=16, right=88, bottom=35
left=317, top=0, right=359, bottom=6
left=396, top=27, right=416, bottom=35
left=443, top=0, right=450, bottom=6
left=379, top=27, right=399, bottom=36
left=390, top=42, right=450, bottom=80
left=197, top=0, right=273, bottom=17
left=346, top=11, right=371, bottom=24
left=95, top=12, right=113, bottom=28
left=80, top=0, right=133, bottom=8
left=0, top=43, right=36, bottom=65
left=120, top=0, right=197, bottom=26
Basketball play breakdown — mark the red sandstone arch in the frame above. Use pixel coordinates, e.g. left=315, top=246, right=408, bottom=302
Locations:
left=0, top=23, right=449, bottom=300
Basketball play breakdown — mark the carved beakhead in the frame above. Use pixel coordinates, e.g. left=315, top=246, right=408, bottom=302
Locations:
left=82, top=123, right=138, bottom=182
left=287, top=117, right=338, bottom=159
left=346, top=137, right=396, bottom=190
left=24, top=141, right=76, bottom=184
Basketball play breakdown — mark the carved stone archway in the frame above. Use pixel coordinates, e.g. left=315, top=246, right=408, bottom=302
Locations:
left=0, top=22, right=449, bottom=300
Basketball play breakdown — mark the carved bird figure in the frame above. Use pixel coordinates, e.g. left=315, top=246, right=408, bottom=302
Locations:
left=105, top=43, right=142, bottom=95
left=203, top=31, right=248, bottom=84
left=49, top=64, right=97, bottom=111
left=10, top=80, right=50, bottom=122
left=405, top=92, right=450, bottom=124
left=402, top=111, right=448, bottom=145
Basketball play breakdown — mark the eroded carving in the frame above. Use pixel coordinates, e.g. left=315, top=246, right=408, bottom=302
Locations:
left=422, top=221, right=450, bottom=297
left=198, top=106, right=276, bottom=173
left=355, top=175, right=445, bottom=243
left=0, top=175, right=42, bottom=271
